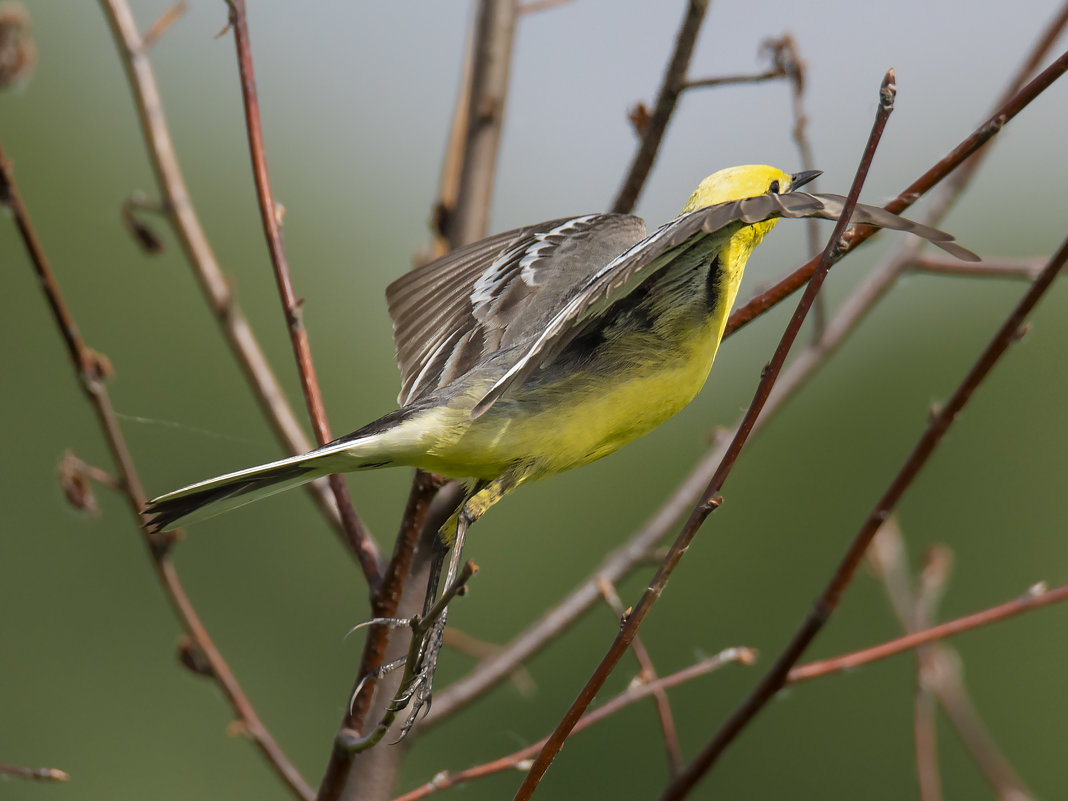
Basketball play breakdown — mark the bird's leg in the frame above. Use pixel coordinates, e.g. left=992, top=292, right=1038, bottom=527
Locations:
left=394, top=475, right=517, bottom=737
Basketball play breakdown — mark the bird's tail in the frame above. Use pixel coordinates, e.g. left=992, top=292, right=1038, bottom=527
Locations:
left=143, top=410, right=415, bottom=532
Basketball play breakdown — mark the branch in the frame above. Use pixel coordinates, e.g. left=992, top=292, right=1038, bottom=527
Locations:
left=596, top=576, right=683, bottom=774
left=392, top=648, right=754, bottom=801
left=660, top=227, right=1068, bottom=801
left=910, top=253, right=1046, bottom=280
left=223, top=0, right=380, bottom=584
left=513, top=69, right=898, bottom=801
left=97, top=0, right=356, bottom=554
left=427, top=37, right=1068, bottom=728
left=725, top=46, right=1068, bottom=338
left=610, top=0, right=710, bottom=214
left=787, top=582, right=1068, bottom=683
left=0, top=140, right=314, bottom=801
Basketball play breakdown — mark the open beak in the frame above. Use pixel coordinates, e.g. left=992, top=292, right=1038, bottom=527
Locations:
left=790, top=169, right=822, bottom=190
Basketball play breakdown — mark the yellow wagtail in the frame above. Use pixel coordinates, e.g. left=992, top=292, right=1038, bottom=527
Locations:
left=145, top=164, right=977, bottom=725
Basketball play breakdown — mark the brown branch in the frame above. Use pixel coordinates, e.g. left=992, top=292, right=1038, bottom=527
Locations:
left=440, top=0, right=518, bottom=246
left=0, top=140, right=314, bottom=801
left=513, top=69, right=898, bottom=801
left=680, top=67, right=784, bottom=89
left=97, top=0, right=356, bottom=553
left=787, top=582, right=1068, bottom=683
left=725, top=46, right=1068, bottom=338
left=910, top=253, right=1046, bottom=280
left=223, top=0, right=380, bottom=585
left=427, top=40, right=1068, bottom=730
left=392, top=648, right=754, bottom=801
left=611, top=0, right=710, bottom=214
left=596, top=577, right=683, bottom=774
left=869, top=525, right=1035, bottom=801
left=0, top=763, right=70, bottom=782
left=660, top=224, right=1068, bottom=801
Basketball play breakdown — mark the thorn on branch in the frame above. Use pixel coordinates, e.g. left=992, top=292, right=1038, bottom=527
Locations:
left=177, top=634, right=215, bottom=677
left=627, top=102, right=651, bottom=135
left=57, top=450, right=121, bottom=514
left=121, top=193, right=167, bottom=254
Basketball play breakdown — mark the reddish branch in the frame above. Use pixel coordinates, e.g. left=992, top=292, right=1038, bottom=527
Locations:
left=659, top=228, right=1068, bottom=801
left=788, top=582, right=1068, bottom=683
left=726, top=46, right=1068, bottom=337
left=392, top=648, right=754, bottom=801
left=97, top=0, right=356, bottom=554
left=223, top=0, right=380, bottom=585
left=512, top=70, right=899, bottom=801
left=0, top=141, right=314, bottom=801
left=428, top=42, right=1068, bottom=730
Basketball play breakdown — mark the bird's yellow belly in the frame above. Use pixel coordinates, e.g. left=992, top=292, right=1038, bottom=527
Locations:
left=410, top=317, right=724, bottom=481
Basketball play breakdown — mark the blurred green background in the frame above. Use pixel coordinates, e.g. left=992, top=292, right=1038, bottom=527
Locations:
left=2, top=1, right=1066, bottom=799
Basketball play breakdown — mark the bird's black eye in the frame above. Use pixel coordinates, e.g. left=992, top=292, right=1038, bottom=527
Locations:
left=768, top=180, right=780, bottom=194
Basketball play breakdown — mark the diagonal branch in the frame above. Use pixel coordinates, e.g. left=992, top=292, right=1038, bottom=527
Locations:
left=611, top=0, right=710, bottom=214
left=0, top=140, right=314, bottom=801
left=97, top=0, right=358, bottom=556
left=725, top=46, right=1068, bottom=338
left=513, top=68, right=899, bottom=801
left=660, top=227, right=1068, bottom=801
left=426, top=37, right=1068, bottom=729
left=223, top=0, right=380, bottom=585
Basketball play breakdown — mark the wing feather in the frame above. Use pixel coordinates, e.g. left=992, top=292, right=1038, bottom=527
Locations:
left=470, top=192, right=979, bottom=418
left=386, top=214, right=647, bottom=404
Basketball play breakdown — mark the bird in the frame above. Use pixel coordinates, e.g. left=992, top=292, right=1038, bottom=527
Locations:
left=143, top=164, right=978, bottom=729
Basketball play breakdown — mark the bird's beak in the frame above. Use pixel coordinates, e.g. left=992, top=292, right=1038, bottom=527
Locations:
left=790, top=170, right=822, bottom=190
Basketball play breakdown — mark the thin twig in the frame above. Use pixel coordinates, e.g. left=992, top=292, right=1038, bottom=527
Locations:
left=514, top=69, right=898, bottom=801
left=97, top=0, right=355, bottom=552
left=0, top=140, right=314, bottom=801
left=661, top=226, right=1068, bottom=801
left=910, top=253, right=1046, bottom=280
left=392, top=648, right=754, bottom=801
left=725, top=46, right=1068, bottom=338
left=223, top=0, right=380, bottom=584
left=596, top=577, right=684, bottom=774
left=427, top=41, right=1068, bottom=728
left=611, top=0, right=710, bottom=214
left=787, top=582, right=1068, bottom=684
left=870, top=524, right=1036, bottom=801
left=0, top=763, right=70, bottom=782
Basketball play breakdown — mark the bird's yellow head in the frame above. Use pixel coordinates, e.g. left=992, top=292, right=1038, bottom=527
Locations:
left=680, top=164, right=818, bottom=213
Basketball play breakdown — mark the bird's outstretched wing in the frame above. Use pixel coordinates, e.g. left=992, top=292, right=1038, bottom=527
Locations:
left=387, top=213, right=647, bottom=405
left=469, top=192, right=980, bottom=418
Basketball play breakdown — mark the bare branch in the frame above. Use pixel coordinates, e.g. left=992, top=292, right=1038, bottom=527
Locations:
left=910, top=253, right=1046, bottom=280
left=788, top=582, right=1068, bottom=683
left=514, top=69, right=898, bottom=801
left=661, top=223, right=1068, bottom=800
left=222, top=0, right=380, bottom=584
left=96, top=0, right=356, bottom=552
left=392, top=648, right=754, bottom=801
left=0, top=140, right=314, bottom=801
left=725, top=47, right=1068, bottom=338
left=611, top=0, right=711, bottom=214
left=597, top=576, right=683, bottom=774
